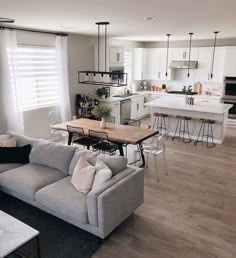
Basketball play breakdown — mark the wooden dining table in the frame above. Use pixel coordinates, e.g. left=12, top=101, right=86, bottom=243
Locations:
left=52, top=118, right=158, bottom=166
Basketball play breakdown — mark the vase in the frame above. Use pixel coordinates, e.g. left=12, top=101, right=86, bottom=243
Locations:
left=100, top=117, right=106, bottom=129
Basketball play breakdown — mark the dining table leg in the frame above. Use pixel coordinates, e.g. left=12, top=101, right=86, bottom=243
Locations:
left=117, top=143, right=124, bottom=156
left=138, top=142, right=145, bottom=167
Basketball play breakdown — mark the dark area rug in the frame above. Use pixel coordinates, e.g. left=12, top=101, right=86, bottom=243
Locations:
left=0, top=191, right=104, bottom=258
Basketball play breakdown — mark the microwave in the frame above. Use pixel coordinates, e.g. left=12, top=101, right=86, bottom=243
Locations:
left=109, top=66, right=124, bottom=81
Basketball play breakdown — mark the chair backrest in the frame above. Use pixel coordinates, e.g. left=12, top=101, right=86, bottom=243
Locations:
left=67, top=125, right=85, bottom=137
left=88, top=130, right=108, bottom=141
left=49, top=111, right=59, bottom=127
left=124, top=118, right=141, bottom=128
left=156, top=129, right=169, bottom=149
left=106, top=116, right=115, bottom=123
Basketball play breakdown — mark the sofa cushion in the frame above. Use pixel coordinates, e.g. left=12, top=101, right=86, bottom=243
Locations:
left=0, top=164, right=66, bottom=200
left=0, top=145, right=31, bottom=164
left=29, top=141, right=77, bottom=174
left=69, top=149, right=128, bottom=176
left=71, top=156, right=96, bottom=194
left=7, top=131, right=37, bottom=147
left=92, top=159, right=112, bottom=190
left=0, top=163, right=24, bottom=174
left=35, top=177, right=88, bottom=224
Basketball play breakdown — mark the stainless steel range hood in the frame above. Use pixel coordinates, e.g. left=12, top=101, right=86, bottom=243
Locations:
left=169, top=60, right=198, bottom=69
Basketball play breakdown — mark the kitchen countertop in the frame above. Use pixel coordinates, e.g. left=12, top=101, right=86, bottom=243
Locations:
left=99, top=91, right=222, bottom=103
left=145, top=98, right=232, bottom=114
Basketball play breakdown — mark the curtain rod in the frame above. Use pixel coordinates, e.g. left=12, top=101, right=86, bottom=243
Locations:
left=0, top=25, right=68, bottom=36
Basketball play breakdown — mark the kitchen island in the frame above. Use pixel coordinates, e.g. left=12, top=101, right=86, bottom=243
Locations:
left=145, top=98, right=233, bottom=144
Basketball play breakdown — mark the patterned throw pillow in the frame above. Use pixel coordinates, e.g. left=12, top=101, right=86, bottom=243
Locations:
left=0, top=138, right=16, bottom=147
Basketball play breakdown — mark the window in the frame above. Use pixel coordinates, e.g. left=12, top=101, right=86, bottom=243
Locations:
left=8, top=46, right=60, bottom=111
left=124, top=49, right=132, bottom=85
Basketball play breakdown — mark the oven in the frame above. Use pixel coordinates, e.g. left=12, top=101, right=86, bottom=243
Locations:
left=222, top=98, right=236, bottom=119
left=223, top=76, right=236, bottom=99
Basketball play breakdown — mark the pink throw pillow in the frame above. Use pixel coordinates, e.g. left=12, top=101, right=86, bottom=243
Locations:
left=0, top=138, right=16, bottom=147
left=71, top=156, right=96, bottom=194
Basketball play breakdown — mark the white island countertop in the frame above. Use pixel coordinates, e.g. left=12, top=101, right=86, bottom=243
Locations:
left=145, top=99, right=233, bottom=114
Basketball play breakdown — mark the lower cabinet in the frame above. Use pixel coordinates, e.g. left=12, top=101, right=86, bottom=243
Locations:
left=130, top=96, right=147, bottom=119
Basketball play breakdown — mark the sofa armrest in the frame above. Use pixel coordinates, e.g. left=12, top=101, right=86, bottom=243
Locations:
left=87, top=167, right=136, bottom=227
left=96, top=168, right=144, bottom=238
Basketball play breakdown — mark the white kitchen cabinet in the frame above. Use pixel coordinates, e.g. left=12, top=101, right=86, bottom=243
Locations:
left=100, top=101, right=120, bottom=124
left=144, top=49, right=161, bottom=80
left=160, top=48, right=173, bottom=80
left=130, top=96, right=146, bottom=119
left=172, top=48, right=198, bottom=61
left=224, top=47, right=236, bottom=76
left=133, top=48, right=147, bottom=80
left=194, top=47, right=224, bottom=83
left=109, top=47, right=124, bottom=66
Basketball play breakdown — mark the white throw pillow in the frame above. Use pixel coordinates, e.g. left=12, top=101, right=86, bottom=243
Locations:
left=92, top=159, right=112, bottom=190
left=0, top=134, right=9, bottom=141
left=71, top=156, right=96, bottom=194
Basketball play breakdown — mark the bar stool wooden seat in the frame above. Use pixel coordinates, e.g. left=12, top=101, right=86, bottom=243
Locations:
left=172, top=115, right=192, bottom=143
left=194, top=118, right=216, bottom=148
left=152, top=113, right=168, bottom=134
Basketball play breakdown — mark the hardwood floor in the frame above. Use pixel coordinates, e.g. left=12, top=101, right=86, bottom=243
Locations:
left=93, top=118, right=236, bottom=258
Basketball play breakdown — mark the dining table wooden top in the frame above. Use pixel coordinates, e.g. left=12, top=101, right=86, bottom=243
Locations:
left=52, top=118, right=158, bottom=145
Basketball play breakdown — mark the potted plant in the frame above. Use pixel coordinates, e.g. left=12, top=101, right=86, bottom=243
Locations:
left=95, top=105, right=112, bottom=128
left=96, top=87, right=107, bottom=99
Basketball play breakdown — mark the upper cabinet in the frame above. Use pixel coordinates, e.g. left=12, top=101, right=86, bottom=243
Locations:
left=224, top=47, right=236, bottom=76
left=133, top=48, right=173, bottom=81
left=194, top=47, right=225, bottom=83
left=172, top=48, right=199, bottom=61
left=109, top=47, right=124, bottom=66
left=145, top=49, right=161, bottom=80
left=133, top=48, right=147, bottom=80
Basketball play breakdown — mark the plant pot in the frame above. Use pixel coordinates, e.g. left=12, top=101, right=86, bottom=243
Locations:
left=100, top=117, right=106, bottom=129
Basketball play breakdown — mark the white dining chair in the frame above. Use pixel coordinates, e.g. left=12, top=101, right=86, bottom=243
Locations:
left=135, top=130, right=169, bottom=181
left=48, top=111, right=67, bottom=142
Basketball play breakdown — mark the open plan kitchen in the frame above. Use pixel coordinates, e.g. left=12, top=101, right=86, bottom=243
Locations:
left=1, top=2, right=236, bottom=257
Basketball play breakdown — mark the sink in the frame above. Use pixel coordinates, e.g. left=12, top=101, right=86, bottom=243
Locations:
left=113, top=93, right=139, bottom=98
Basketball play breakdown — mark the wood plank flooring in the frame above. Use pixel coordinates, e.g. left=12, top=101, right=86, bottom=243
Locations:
left=93, top=118, right=236, bottom=258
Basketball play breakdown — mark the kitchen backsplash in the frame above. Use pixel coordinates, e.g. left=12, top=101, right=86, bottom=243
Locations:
left=132, top=80, right=223, bottom=96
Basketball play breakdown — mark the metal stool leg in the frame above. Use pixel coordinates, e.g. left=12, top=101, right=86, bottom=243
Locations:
left=194, top=122, right=203, bottom=145
left=208, top=123, right=216, bottom=148
left=152, top=116, right=157, bottom=129
left=172, top=120, right=180, bottom=140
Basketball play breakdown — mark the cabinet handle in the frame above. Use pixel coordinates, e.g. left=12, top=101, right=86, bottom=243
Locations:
left=183, top=51, right=186, bottom=59
left=117, top=53, right=120, bottom=62
left=137, top=103, right=139, bottom=110
left=158, top=72, right=161, bottom=78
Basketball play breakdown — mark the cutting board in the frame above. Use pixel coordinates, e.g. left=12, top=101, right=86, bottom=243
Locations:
left=193, top=82, right=202, bottom=94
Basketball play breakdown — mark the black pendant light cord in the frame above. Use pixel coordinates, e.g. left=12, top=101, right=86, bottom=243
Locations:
left=105, top=24, right=107, bottom=72
left=187, top=33, right=193, bottom=77
left=210, top=31, right=219, bottom=79
left=165, top=34, right=171, bottom=77
left=97, top=24, right=100, bottom=72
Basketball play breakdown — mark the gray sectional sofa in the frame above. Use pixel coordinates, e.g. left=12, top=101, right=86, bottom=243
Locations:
left=0, top=132, right=144, bottom=239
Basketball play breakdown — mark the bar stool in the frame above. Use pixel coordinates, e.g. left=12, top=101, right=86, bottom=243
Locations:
left=152, top=113, right=168, bottom=134
left=194, top=119, right=216, bottom=148
left=172, top=116, right=192, bottom=143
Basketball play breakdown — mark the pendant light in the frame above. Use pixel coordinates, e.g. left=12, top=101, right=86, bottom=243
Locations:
left=0, top=17, right=15, bottom=23
left=165, top=34, right=171, bottom=77
left=187, top=32, right=193, bottom=77
left=210, top=31, right=219, bottom=79
left=78, top=22, right=127, bottom=87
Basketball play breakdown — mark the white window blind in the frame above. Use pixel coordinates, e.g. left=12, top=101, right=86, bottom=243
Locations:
left=124, top=49, right=132, bottom=85
left=8, top=46, right=60, bottom=111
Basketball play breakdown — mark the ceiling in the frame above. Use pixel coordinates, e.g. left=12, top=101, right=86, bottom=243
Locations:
left=1, top=0, right=236, bottom=41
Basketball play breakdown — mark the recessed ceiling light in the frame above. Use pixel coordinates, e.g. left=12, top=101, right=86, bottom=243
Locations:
left=145, top=17, right=157, bottom=21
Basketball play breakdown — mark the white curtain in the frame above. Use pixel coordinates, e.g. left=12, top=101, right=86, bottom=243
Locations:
left=0, top=29, right=25, bottom=134
left=56, top=35, right=72, bottom=122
